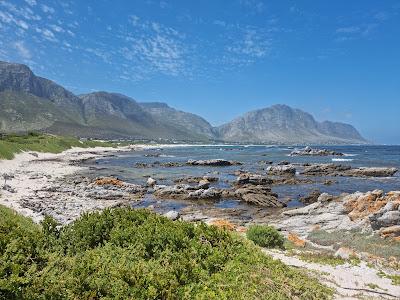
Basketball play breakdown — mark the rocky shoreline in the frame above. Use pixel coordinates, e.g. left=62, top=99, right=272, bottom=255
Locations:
left=1, top=146, right=400, bottom=298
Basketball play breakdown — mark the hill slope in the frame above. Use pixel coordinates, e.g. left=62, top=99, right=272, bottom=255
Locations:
left=216, top=104, right=366, bottom=144
left=0, top=61, right=367, bottom=144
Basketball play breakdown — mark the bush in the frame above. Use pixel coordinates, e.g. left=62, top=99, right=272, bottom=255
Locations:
left=0, top=205, right=332, bottom=299
left=246, top=225, right=285, bottom=248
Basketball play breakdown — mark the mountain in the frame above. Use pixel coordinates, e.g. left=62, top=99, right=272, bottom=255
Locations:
left=216, top=104, right=367, bottom=144
left=0, top=61, right=367, bottom=144
left=140, top=102, right=215, bottom=138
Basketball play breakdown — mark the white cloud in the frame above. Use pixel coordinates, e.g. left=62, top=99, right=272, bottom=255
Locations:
left=14, top=41, right=31, bottom=59
left=227, top=27, right=270, bottom=59
left=336, top=26, right=360, bottom=33
left=41, top=4, right=55, bottom=14
left=24, top=0, right=37, bottom=6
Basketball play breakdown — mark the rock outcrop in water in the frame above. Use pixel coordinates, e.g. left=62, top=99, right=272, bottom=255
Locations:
left=289, top=146, right=344, bottom=156
left=301, top=164, right=398, bottom=177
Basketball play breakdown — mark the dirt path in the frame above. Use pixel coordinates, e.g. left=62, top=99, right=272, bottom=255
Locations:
left=264, top=249, right=400, bottom=299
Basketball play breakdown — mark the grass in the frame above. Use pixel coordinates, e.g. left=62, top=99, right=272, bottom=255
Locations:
left=297, top=252, right=347, bottom=267
left=0, top=132, right=116, bottom=160
left=0, top=205, right=333, bottom=299
left=308, top=230, right=400, bottom=261
left=377, top=271, right=400, bottom=286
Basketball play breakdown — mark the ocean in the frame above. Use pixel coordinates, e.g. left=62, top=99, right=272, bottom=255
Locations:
left=81, top=145, right=400, bottom=209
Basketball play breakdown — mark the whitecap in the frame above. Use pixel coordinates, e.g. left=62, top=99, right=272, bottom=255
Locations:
left=332, top=158, right=353, bottom=162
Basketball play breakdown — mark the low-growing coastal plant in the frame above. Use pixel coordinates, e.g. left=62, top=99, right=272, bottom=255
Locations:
left=0, top=205, right=333, bottom=299
left=0, top=133, right=116, bottom=160
left=246, top=224, right=285, bottom=249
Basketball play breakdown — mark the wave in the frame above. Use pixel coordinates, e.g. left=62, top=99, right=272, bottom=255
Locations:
left=159, top=154, right=176, bottom=158
left=343, top=153, right=358, bottom=157
left=332, top=158, right=354, bottom=162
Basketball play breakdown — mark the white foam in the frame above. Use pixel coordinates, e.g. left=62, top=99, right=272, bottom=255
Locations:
left=332, top=158, right=354, bottom=162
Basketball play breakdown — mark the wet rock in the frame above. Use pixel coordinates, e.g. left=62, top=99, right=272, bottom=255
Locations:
left=301, top=164, right=351, bottom=176
left=258, top=160, right=273, bottom=165
left=235, top=185, right=284, bottom=207
left=267, top=165, right=296, bottom=176
left=302, top=164, right=398, bottom=177
left=163, top=210, right=180, bottom=221
left=299, top=189, right=321, bottom=205
left=174, top=176, right=218, bottom=184
left=236, top=173, right=273, bottom=185
left=134, top=162, right=150, bottom=168
left=345, top=167, right=398, bottom=177
left=187, top=159, right=242, bottom=166
left=277, top=161, right=290, bottom=165
left=290, top=146, right=344, bottom=156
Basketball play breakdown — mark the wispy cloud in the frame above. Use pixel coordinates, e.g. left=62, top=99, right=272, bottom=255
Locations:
left=14, top=41, right=31, bottom=59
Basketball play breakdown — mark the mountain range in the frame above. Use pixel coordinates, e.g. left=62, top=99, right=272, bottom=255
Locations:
left=0, top=61, right=367, bottom=144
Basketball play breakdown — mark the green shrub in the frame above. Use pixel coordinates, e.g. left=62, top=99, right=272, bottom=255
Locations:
left=0, top=205, right=332, bottom=299
left=246, top=225, right=285, bottom=249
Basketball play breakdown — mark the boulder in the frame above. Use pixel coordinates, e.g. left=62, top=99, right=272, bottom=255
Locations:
left=187, top=159, right=242, bottom=166
left=299, top=189, right=321, bottom=205
left=335, top=247, right=358, bottom=260
left=163, top=210, right=180, bottom=221
left=235, top=185, right=284, bottom=207
left=146, top=177, right=157, bottom=186
left=236, top=174, right=273, bottom=185
left=198, top=179, right=210, bottom=189
left=267, top=165, right=296, bottom=176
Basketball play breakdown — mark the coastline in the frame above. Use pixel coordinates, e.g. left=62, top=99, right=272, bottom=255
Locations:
left=0, top=144, right=175, bottom=223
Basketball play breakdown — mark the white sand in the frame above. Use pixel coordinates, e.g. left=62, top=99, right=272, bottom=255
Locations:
left=0, top=144, right=176, bottom=222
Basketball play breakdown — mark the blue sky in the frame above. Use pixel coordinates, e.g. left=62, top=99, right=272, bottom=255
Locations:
left=1, top=0, right=399, bottom=143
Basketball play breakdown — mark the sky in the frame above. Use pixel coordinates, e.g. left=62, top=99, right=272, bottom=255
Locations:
left=0, top=0, right=399, bottom=144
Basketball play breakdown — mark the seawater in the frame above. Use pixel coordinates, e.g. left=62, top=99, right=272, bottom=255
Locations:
left=82, top=145, right=400, bottom=208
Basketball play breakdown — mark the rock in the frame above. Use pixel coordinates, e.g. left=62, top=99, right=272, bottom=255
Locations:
left=187, top=159, right=242, bottom=166
left=379, top=225, right=400, bottom=238
left=335, top=247, right=358, bottom=260
left=277, top=161, right=290, bottom=165
left=187, top=188, right=221, bottom=200
left=174, top=176, right=219, bottom=184
left=210, top=219, right=236, bottom=231
left=198, top=179, right=210, bottom=189
left=302, top=164, right=398, bottom=177
left=301, top=164, right=351, bottom=176
left=345, top=167, right=398, bottom=177
left=2, top=184, right=16, bottom=193
left=288, top=232, right=306, bottom=247
left=235, top=185, right=285, bottom=207
left=236, top=174, right=273, bottom=185
left=290, top=146, right=344, bottom=156
left=267, top=165, right=296, bottom=176
left=299, top=189, right=321, bottom=205
left=154, top=184, right=221, bottom=200
left=146, top=177, right=157, bottom=186
left=94, top=177, right=125, bottom=187
left=163, top=210, right=180, bottom=221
